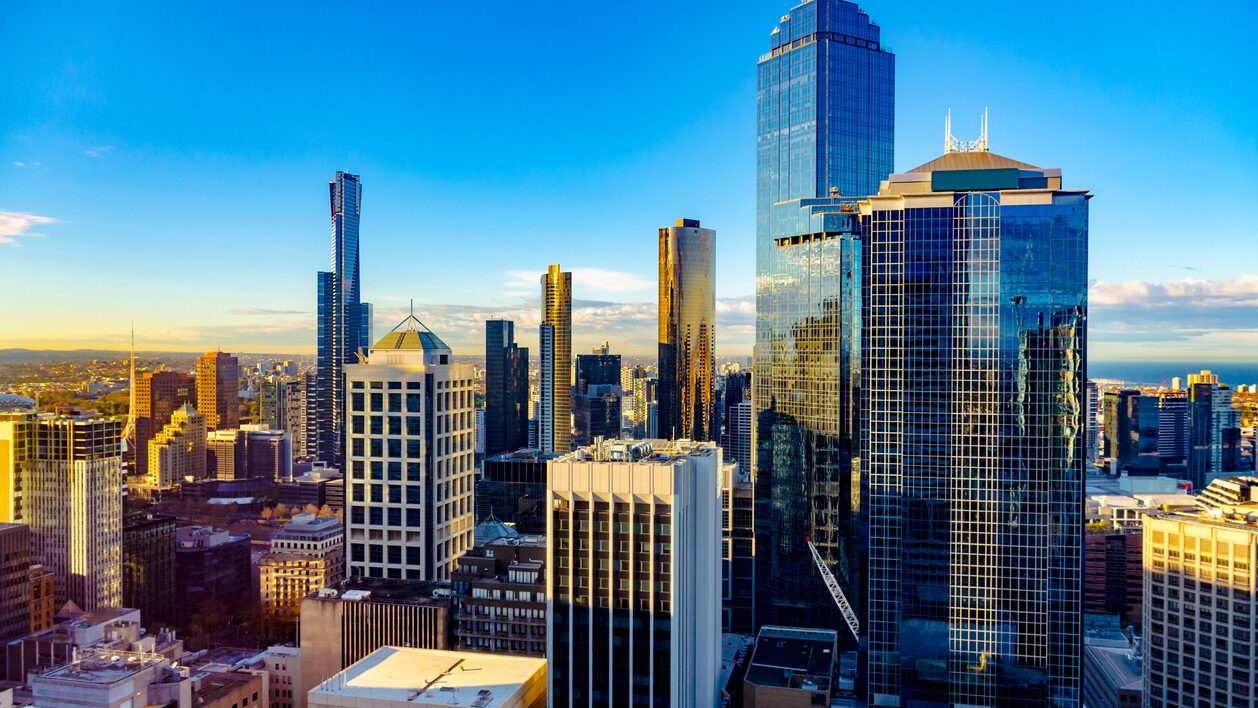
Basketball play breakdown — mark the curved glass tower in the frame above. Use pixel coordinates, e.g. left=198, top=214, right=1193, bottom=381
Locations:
left=658, top=218, right=717, bottom=442
left=754, top=0, right=894, bottom=632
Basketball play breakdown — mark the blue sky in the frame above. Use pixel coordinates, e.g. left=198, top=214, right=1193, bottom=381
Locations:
left=3, top=1, right=1256, bottom=359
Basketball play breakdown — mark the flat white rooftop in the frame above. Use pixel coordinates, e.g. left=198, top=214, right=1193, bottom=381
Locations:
left=308, top=646, right=545, bottom=708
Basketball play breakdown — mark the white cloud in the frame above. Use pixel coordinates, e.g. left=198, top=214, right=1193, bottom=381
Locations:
left=1092, top=274, right=1258, bottom=308
left=12, top=162, right=24, bottom=168
left=504, top=267, right=653, bottom=293
left=84, top=145, right=114, bottom=158
left=0, top=211, right=57, bottom=244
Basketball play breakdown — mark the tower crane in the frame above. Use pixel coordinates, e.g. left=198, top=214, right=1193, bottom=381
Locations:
left=806, top=537, right=859, bottom=640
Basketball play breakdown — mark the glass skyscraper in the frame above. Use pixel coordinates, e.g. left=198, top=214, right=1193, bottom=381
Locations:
left=484, top=319, right=529, bottom=457
left=658, top=218, right=717, bottom=442
left=754, top=0, right=894, bottom=631
left=316, top=171, right=371, bottom=467
left=861, top=150, right=1088, bottom=707
left=540, top=265, right=572, bottom=454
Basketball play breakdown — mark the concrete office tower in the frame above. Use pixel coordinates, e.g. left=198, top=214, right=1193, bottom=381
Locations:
left=291, top=371, right=318, bottom=459
left=133, top=371, right=195, bottom=477
left=485, top=319, right=530, bottom=456
left=547, top=439, right=721, bottom=708
left=540, top=264, right=572, bottom=454
left=658, top=219, right=716, bottom=442
left=206, top=426, right=292, bottom=481
left=343, top=315, right=476, bottom=581
left=317, top=171, right=372, bottom=468
left=453, top=531, right=547, bottom=657
left=1157, top=391, right=1189, bottom=467
left=122, top=512, right=176, bottom=628
left=147, top=403, right=206, bottom=487
left=1187, top=370, right=1243, bottom=489
left=754, top=0, right=894, bottom=631
left=196, top=351, right=239, bottom=431
left=861, top=148, right=1088, bottom=706
left=722, top=458, right=755, bottom=634
left=258, top=513, right=345, bottom=619
left=27, top=416, right=123, bottom=610
left=0, top=524, right=32, bottom=648
left=724, top=400, right=753, bottom=474
left=1143, top=497, right=1258, bottom=708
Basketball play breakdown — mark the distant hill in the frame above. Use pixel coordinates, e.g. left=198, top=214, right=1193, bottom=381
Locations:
left=0, top=349, right=307, bottom=364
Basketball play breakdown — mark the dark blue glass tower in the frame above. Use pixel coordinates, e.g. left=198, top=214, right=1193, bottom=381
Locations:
left=862, top=151, right=1088, bottom=707
left=753, top=0, right=894, bottom=633
left=316, top=171, right=370, bottom=467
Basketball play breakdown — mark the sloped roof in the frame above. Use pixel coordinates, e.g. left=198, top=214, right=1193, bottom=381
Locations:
left=473, top=514, right=519, bottom=546
left=372, top=329, right=449, bottom=351
left=908, top=151, right=1041, bottom=173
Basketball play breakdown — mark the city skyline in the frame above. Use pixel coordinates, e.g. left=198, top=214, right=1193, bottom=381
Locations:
left=3, top=1, right=1257, bottom=360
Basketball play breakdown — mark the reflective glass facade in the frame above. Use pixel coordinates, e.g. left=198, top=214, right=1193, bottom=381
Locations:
left=485, top=320, right=529, bottom=456
left=658, top=219, right=717, bottom=442
left=316, top=171, right=370, bottom=467
left=754, top=0, right=893, bottom=631
left=540, top=265, right=572, bottom=453
left=863, top=174, right=1088, bottom=707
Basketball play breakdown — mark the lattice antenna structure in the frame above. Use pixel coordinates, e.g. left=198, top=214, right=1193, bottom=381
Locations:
left=945, top=107, right=989, bottom=154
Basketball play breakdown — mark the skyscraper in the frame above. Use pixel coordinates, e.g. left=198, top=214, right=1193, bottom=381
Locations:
left=753, top=0, right=894, bottom=630
left=133, top=371, right=195, bottom=477
left=27, top=416, right=124, bottom=610
left=196, top=351, right=239, bottom=431
left=484, top=319, right=529, bottom=456
left=317, top=171, right=372, bottom=468
left=862, top=146, right=1088, bottom=706
left=1187, top=370, right=1243, bottom=490
left=658, top=218, right=716, bottom=442
left=575, top=352, right=621, bottom=394
left=343, top=315, right=475, bottom=581
left=547, top=439, right=721, bottom=707
left=539, top=265, right=572, bottom=454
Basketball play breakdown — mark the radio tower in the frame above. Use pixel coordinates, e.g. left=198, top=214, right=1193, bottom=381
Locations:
left=121, top=323, right=136, bottom=445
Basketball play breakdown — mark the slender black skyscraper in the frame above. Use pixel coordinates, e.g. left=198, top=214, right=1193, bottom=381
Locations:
left=754, top=0, right=894, bottom=631
left=484, top=319, right=529, bottom=456
left=315, top=171, right=371, bottom=467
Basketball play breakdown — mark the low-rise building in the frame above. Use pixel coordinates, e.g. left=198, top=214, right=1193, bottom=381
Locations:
left=247, top=645, right=301, bottom=708
left=176, top=526, right=253, bottom=618
left=30, top=563, right=54, bottom=633
left=298, top=579, right=452, bottom=704
left=307, top=646, right=544, bottom=708
left=0, top=524, right=31, bottom=648
left=742, top=626, right=838, bottom=708
left=452, top=529, right=545, bottom=657
left=276, top=468, right=343, bottom=511
left=259, top=515, right=344, bottom=619
left=5, top=606, right=183, bottom=683
left=1082, top=628, right=1142, bottom=708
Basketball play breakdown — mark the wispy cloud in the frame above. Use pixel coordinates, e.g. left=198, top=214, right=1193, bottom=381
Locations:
left=0, top=211, right=57, bottom=244
left=84, top=145, right=113, bottom=158
left=11, top=161, right=39, bottom=168
left=504, top=268, right=653, bottom=293
left=229, top=308, right=308, bottom=316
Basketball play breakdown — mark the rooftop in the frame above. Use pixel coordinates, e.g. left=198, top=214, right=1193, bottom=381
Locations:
left=372, top=313, right=450, bottom=352
left=744, top=625, right=837, bottom=691
left=37, top=649, right=164, bottom=685
left=908, top=150, right=1041, bottom=173
left=308, top=577, right=453, bottom=605
left=473, top=514, right=519, bottom=546
left=309, top=646, right=545, bottom=708
left=1084, top=640, right=1142, bottom=693
left=191, top=670, right=260, bottom=706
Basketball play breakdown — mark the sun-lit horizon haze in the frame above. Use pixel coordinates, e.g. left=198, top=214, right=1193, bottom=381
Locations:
left=3, top=1, right=1256, bottom=361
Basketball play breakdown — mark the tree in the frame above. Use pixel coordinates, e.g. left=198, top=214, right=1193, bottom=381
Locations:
left=317, top=504, right=334, bottom=518
left=303, top=504, right=319, bottom=516
left=260, top=507, right=274, bottom=521
left=274, top=503, right=289, bottom=519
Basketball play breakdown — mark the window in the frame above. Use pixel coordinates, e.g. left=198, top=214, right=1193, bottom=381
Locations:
left=351, top=393, right=364, bottom=411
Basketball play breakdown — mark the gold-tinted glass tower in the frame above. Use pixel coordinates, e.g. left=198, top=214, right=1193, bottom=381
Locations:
left=658, top=219, right=716, bottom=441
left=540, top=265, right=572, bottom=453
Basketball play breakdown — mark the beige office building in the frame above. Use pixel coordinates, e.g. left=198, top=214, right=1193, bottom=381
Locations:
left=258, top=513, right=344, bottom=618
left=147, top=403, right=206, bottom=487
left=343, top=317, right=475, bottom=581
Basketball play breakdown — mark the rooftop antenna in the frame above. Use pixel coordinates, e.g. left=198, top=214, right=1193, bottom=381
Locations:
left=122, top=322, right=136, bottom=444
left=944, top=107, right=989, bottom=154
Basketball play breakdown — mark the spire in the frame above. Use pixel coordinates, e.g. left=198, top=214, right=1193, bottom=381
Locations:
left=122, top=322, right=137, bottom=443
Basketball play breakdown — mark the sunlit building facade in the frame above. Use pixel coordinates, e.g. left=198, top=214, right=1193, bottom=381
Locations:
left=539, top=265, right=572, bottom=454
left=861, top=150, right=1088, bottom=707
left=658, top=218, right=717, bottom=442
left=196, top=351, right=239, bottom=432
left=753, top=0, right=894, bottom=631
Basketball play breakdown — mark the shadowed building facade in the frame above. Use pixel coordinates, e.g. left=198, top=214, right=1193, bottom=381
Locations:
left=658, top=218, right=717, bottom=442
left=485, top=320, right=529, bottom=457
left=753, top=0, right=894, bottom=633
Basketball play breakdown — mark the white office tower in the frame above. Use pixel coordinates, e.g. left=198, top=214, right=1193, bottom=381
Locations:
left=343, top=315, right=476, bottom=581
left=547, top=439, right=721, bottom=707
